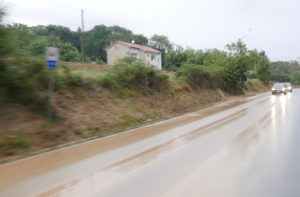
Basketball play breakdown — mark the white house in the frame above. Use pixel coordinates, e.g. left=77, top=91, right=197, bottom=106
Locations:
left=106, top=41, right=162, bottom=69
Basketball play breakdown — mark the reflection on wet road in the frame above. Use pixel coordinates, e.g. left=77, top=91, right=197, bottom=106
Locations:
left=1, top=90, right=300, bottom=197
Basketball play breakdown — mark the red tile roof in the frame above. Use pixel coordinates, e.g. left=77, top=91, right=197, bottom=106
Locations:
left=118, top=41, right=161, bottom=54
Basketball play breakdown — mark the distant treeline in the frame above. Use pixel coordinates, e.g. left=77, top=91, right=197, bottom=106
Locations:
left=164, top=45, right=300, bottom=85
left=6, top=23, right=172, bottom=64
left=8, top=21, right=300, bottom=84
left=270, top=61, right=300, bottom=84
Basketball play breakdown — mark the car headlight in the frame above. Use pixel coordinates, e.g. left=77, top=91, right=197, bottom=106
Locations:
left=272, top=88, right=275, bottom=91
left=282, top=87, right=285, bottom=91
left=288, top=87, right=291, bottom=90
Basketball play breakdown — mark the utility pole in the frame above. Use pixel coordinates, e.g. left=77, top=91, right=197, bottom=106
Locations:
left=81, top=9, right=85, bottom=62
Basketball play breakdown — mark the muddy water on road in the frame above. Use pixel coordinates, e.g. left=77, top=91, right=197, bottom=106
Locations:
left=0, top=94, right=253, bottom=190
left=163, top=91, right=300, bottom=197
left=3, top=91, right=300, bottom=197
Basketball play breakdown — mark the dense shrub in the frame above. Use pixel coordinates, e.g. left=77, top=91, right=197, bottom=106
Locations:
left=222, top=61, right=244, bottom=93
left=0, top=55, right=98, bottom=113
left=101, top=61, right=170, bottom=94
left=95, top=58, right=105, bottom=65
left=1, top=55, right=49, bottom=105
left=175, top=64, right=224, bottom=89
left=174, top=41, right=263, bottom=93
left=59, top=43, right=80, bottom=62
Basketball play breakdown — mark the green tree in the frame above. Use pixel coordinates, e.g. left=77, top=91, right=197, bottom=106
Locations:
left=25, top=24, right=149, bottom=62
left=256, top=51, right=271, bottom=84
left=28, top=36, right=48, bottom=55
left=85, top=25, right=110, bottom=61
left=107, top=26, right=148, bottom=45
left=108, top=25, right=133, bottom=43
left=28, top=35, right=61, bottom=55
left=45, top=25, right=73, bottom=43
left=149, top=34, right=173, bottom=67
left=185, top=49, right=205, bottom=65
left=70, top=28, right=81, bottom=52
left=165, top=46, right=187, bottom=70
left=149, top=34, right=172, bottom=53
left=27, top=35, right=80, bottom=61
left=30, top=25, right=48, bottom=36
left=223, top=40, right=255, bottom=92
left=203, top=49, right=227, bottom=66
left=29, top=25, right=81, bottom=53
left=8, top=23, right=34, bottom=51
left=165, top=48, right=228, bottom=70
left=60, top=42, right=80, bottom=62
left=132, top=34, right=148, bottom=45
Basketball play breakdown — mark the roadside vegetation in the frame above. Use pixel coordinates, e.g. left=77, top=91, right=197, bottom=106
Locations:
left=101, top=57, right=170, bottom=95
left=0, top=6, right=295, bottom=162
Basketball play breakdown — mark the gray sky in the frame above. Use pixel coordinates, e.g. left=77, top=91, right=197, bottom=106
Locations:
left=2, top=0, right=300, bottom=61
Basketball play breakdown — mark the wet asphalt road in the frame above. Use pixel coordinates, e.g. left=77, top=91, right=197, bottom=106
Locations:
left=1, top=90, right=300, bottom=197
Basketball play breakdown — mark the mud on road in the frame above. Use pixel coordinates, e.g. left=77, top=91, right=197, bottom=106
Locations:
left=0, top=93, right=261, bottom=190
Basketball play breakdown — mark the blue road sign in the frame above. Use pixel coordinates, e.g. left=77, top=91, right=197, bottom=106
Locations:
left=47, top=60, right=58, bottom=67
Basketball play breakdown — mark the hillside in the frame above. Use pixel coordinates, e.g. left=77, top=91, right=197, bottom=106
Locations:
left=0, top=61, right=268, bottom=163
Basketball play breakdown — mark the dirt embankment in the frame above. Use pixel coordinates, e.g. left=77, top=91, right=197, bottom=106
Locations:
left=62, top=62, right=112, bottom=70
left=0, top=78, right=268, bottom=164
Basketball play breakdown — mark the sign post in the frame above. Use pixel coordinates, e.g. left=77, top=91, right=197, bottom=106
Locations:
left=46, top=47, right=59, bottom=121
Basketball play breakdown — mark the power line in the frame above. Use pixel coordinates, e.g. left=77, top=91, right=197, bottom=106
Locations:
left=44, top=3, right=81, bottom=12
left=44, top=3, right=120, bottom=31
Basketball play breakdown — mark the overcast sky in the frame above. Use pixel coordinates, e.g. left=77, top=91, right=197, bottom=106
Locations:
left=2, top=0, right=300, bottom=61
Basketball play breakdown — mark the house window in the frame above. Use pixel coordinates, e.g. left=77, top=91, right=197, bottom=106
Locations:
left=114, top=45, right=118, bottom=50
left=115, top=55, right=119, bottom=61
left=131, top=53, right=138, bottom=58
left=147, top=53, right=150, bottom=57
left=151, top=54, right=155, bottom=61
